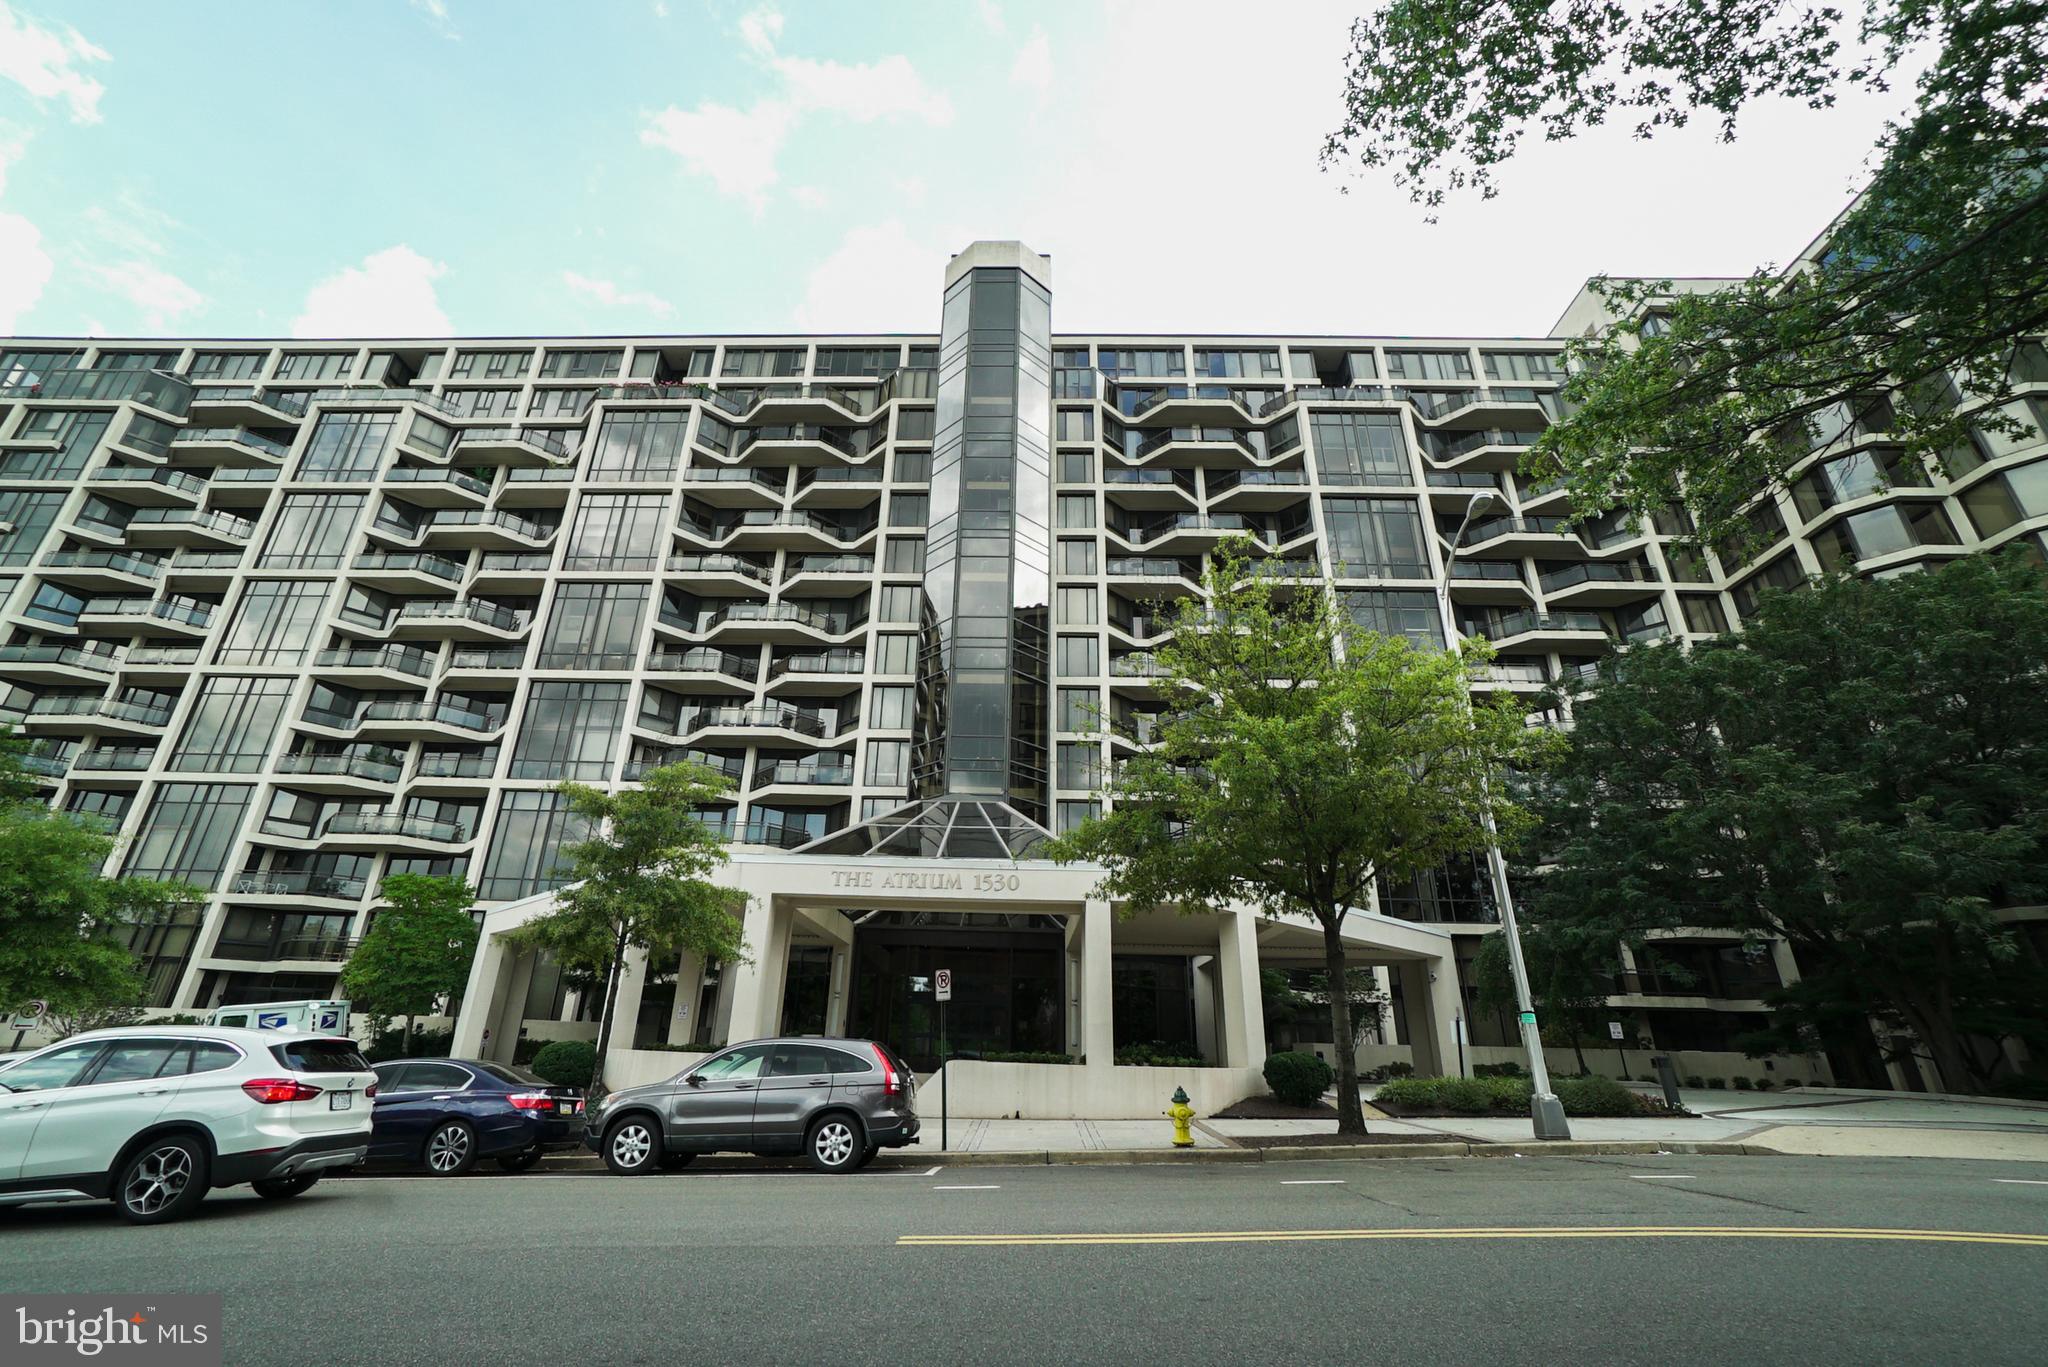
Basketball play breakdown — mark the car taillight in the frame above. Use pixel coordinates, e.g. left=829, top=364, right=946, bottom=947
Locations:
left=365, top=1083, right=378, bottom=1099
left=241, top=1078, right=323, bottom=1104
left=872, top=1043, right=901, bottom=1097
left=507, top=1092, right=556, bottom=1111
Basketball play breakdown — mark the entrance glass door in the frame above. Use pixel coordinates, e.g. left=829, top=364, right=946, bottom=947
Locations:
left=847, top=914, right=1065, bottom=1070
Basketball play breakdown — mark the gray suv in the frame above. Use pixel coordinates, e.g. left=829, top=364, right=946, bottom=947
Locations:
left=585, top=1037, right=920, bottom=1175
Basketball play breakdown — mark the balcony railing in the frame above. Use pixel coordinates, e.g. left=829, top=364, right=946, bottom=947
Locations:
left=396, top=599, right=531, bottom=633
left=188, top=386, right=310, bottom=418
left=665, top=554, right=773, bottom=583
left=2, top=367, right=192, bottom=414
left=353, top=551, right=467, bottom=582
left=751, top=760, right=857, bottom=789
left=1105, top=557, right=1197, bottom=581
left=0, top=643, right=123, bottom=673
left=171, top=427, right=293, bottom=459
left=40, top=550, right=165, bottom=580
left=323, top=811, right=472, bottom=843
left=301, top=386, right=462, bottom=417
left=73, top=746, right=157, bottom=771
left=454, top=426, right=574, bottom=460
left=361, top=700, right=507, bottom=732
left=385, top=467, right=492, bottom=497
left=230, top=871, right=369, bottom=900
left=313, top=645, right=438, bottom=678
left=90, top=466, right=207, bottom=497
left=28, top=696, right=175, bottom=727
left=123, top=645, right=202, bottom=668
left=646, top=704, right=835, bottom=739
left=1539, top=562, right=1659, bottom=592
left=768, top=650, right=865, bottom=678
left=1475, top=610, right=1608, bottom=641
left=646, top=647, right=762, bottom=680
left=414, top=752, right=500, bottom=779
left=275, top=752, right=405, bottom=784
left=80, top=596, right=216, bottom=629
left=447, top=646, right=528, bottom=671
left=1461, top=515, right=1579, bottom=546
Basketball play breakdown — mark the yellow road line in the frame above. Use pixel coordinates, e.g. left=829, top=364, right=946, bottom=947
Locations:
left=898, top=1225, right=2048, bottom=1249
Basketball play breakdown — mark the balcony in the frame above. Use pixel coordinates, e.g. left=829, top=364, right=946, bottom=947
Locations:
left=392, top=598, right=532, bottom=641
left=443, top=645, right=529, bottom=680
left=23, top=694, right=174, bottom=735
left=646, top=646, right=762, bottom=689
left=1206, top=468, right=1310, bottom=508
left=357, top=699, right=507, bottom=741
left=122, top=507, right=255, bottom=548
left=658, top=599, right=863, bottom=645
left=1125, top=425, right=1263, bottom=467
left=77, top=595, right=216, bottom=636
left=765, top=649, right=865, bottom=695
left=0, top=642, right=125, bottom=684
left=1470, top=610, right=1611, bottom=653
left=321, top=810, right=474, bottom=850
left=1417, top=427, right=1545, bottom=470
left=187, top=386, right=308, bottom=425
left=352, top=551, right=468, bottom=591
left=497, top=466, right=578, bottom=509
left=2, top=367, right=192, bottom=416
left=168, top=426, right=293, bottom=467
left=778, top=554, right=874, bottom=594
left=70, top=745, right=159, bottom=780
left=273, top=751, right=405, bottom=793
left=1109, top=652, right=1169, bottom=679
left=418, top=508, right=556, bottom=550
left=679, top=508, right=879, bottom=552
left=1101, top=465, right=1199, bottom=511
left=664, top=554, right=775, bottom=590
left=679, top=464, right=789, bottom=506
left=1539, top=561, right=1665, bottom=606
left=792, top=463, right=885, bottom=506
left=211, top=931, right=361, bottom=965
left=37, top=550, right=165, bottom=591
left=119, top=644, right=202, bottom=678
left=312, top=644, right=439, bottom=683
left=87, top=465, right=206, bottom=506
left=160, top=551, right=243, bottom=589
left=1110, top=513, right=1297, bottom=553
left=750, top=757, right=858, bottom=793
left=1425, top=469, right=1506, bottom=511
left=1104, top=556, right=1200, bottom=588
left=382, top=466, right=493, bottom=507
left=1123, top=384, right=1272, bottom=426
left=1447, top=559, right=1533, bottom=606
left=302, top=386, right=462, bottom=419
left=450, top=426, right=576, bottom=467
left=468, top=551, right=554, bottom=592
left=621, top=747, right=746, bottom=784
left=637, top=703, right=842, bottom=747
left=227, top=870, right=369, bottom=903
left=1107, top=610, right=1173, bottom=644
left=1459, top=515, right=1586, bottom=558
left=205, top=466, right=283, bottom=507
left=412, top=751, right=501, bottom=784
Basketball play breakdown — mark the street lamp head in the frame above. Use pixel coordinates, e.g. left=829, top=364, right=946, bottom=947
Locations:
left=1469, top=491, right=1504, bottom=516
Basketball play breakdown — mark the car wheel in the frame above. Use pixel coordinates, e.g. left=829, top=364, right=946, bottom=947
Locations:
left=252, top=1174, right=321, bottom=1200
left=657, top=1150, right=696, bottom=1171
left=424, top=1121, right=478, bottom=1177
left=114, top=1136, right=209, bottom=1225
left=604, top=1117, right=661, bottom=1175
left=854, top=1143, right=880, bottom=1171
left=806, top=1115, right=863, bottom=1174
left=495, top=1146, right=543, bottom=1174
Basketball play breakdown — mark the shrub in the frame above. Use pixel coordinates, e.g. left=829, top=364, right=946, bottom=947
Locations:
left=1732, top=1076, right=1753, bottom=1090
left=1474, top=1062, right=1527, bottom=1078
left=1385, top=1061, right=1415, bottom=1079
left=1264, top=1051, right=1335, bottom=1107
left=1116, top=1041, right=1206, bottom=1068
left=1684, top=1075, right=1705, bottom=1089
left=1552, top=1074, right=1637, bottom=1117
left=1706, top=1077, right=1728, bottom=1090
left=983, top=1050, right=1072, bottom=1065
left=1755, top=1079, right=1774, bottom=1091
left=530, top=1039, right=597, bottom=1088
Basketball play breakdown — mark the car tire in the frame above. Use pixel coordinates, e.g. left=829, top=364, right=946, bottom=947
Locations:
left=854, top=1143, right=880, bottom=1171
left=252, top=1174, right=321, bottom=1200
left=603, top=1116, right=661, bottom=1176
left=495, top=1147, right=543, bottom=1174
left=805, top=1114, right=864, bottom=1174
left=113, top=1136, right=210, bottom=1225
left=657, top=1150, right=696, bottom=1171
left=424, top=1120, right=478, bottom=1177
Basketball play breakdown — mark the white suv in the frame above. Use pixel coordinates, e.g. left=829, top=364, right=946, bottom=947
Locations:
left=0, top=1026, right=376, bottom=1224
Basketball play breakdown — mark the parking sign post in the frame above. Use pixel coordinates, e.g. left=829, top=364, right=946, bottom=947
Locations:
left=935, top=969, right=952, bottom=1151
left=9, top=998, right=47, bottom=1050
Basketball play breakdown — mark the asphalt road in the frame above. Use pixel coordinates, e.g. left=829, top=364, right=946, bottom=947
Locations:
left=5, top=1154, right=2048, bottom=1366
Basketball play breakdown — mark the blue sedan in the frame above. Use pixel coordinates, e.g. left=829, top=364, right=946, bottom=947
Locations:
left=367, top=1058, right=585, bottom=1175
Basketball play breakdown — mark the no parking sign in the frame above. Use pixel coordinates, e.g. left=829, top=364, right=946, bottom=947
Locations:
left=934, top=968, right=952, bottom=1002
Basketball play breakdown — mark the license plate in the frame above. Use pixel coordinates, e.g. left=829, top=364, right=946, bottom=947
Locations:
left=329, top=1091, right=352, bottom=1111
left=555, top=1101, right=571, bottom=1113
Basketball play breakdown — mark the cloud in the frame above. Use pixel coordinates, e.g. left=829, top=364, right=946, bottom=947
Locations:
left=83, top=190, right=179, bottom=258
left=292, top=245, right=451, bottom=337
left=790, top=185, right=830, bottom=210
left=562, top=270, right=674, bottom=317
left=0, top=209, right=51, bottom=333
left=976, top=0, right=1006, bottom=35
left=408, top=0, right=459, bottom=41
left=794, top=220, right=955, bottom=332
left=642, top=8, right=952, bottom=210
left=1010, top=28, right=1052, bottom=97
left=652, top=0, right=668, bottom=15
left=0, top=2, right=111, bottom=123
left=86, top=258, right=203, bottom=329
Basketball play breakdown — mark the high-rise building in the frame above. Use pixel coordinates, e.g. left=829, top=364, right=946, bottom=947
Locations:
left=2, top=242, right=2042, bottom=1094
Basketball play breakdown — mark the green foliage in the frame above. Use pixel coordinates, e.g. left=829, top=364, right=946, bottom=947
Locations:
left=529, top=1039, right=597, bottom=1088
left=508, top=763, right=745, bottom=1097
left=980, top=1050, right=1074, bottom=1065
left=1733, top=1076, right=1754, bottom=1091
left=1264, top=1050, right=1336, bottom=1107
left=340, top=875, right=478, bottom=1042
left=363, top=1026, right=455, bottom=1064
left=1473, top=1061, right=1525, bottom=1078
left=1114, top=1042, right=1206, bottom=1068
left=0, top=788, right=199, bottom=1022
left=1684, top=1075, right=1706, bottom=1089
left=1048, top=541, right=1559, bottom=1133
left=1377, top=1073, right=1641, bottom=1117
left=1528, top=554, right=2048, bottom=1094
left=1384, top=1061, right=1414, bottom=1079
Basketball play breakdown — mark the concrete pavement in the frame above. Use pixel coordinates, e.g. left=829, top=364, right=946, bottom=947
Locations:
left=7, top=1155, right=2048, bottom=1365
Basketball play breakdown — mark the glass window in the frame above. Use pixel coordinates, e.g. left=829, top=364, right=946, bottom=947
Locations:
left=261, top=494, right=365, bottom=569
left=171, top=677, right=291, bottom=773
left=889, top=494, right=928, bottom=528
left=510, top=682, right=629, bottom=780
left=188, top=352, right=265, bottom=380
left=876, top=634, right=917, bottom=673
left=538, top=582, right=649, bottom=667
left=895, top=410, right=936, bottom=444
left=883, top=537, right=925, bottom=574
left=1055, top=408, right=1095, bottom=443
left=1342, top=590, right=1441, bottom=647
left=1, top=409, right=110, bottom=479
left=1481, top=352, right=1563, bottom=382
left=406, top=1062, right=474, bottom=1090
left=1057, top=635, right=1099, bottom=676
left=1057, top=800, right=1100, bottom=833
left=450, top=350, right=533, bottom=380
left=1058, top=587, right=1098, bottom=625
left=878, top=586, right=919, bottom=623
left=815, top=346, right=897, bottom=377
left=1058, top=494, right=1096, bottom=529
left=869, top=686, right=913, bottom=729
left=1383, top=349, right=1474, bottom=381
left=1057, top=742, right=1101, bottom=789
left=125, top=784, right=253, bottom=889
left=695, top=1044, right=771, bottom=1078
left=1679, top=595, right=1729, bottom=634
left=0, top=1042, right=106, bottom=1092
left=589, top=413, right=686, bottom=480
left=87, top=1040, right=184, bottom=1084
left=528, top=388, right=594, bottom=419
left=477, top=791, right=588, bottom=900
left=298, top=414, right=394, bottom=481
left=1311, top=412, right=1408, bottom=486
left=1058, top=450, right=1094, bottom=483
left=273, top=352, right=354, bottom=381
left=566, top=493, right=667, bottom=570
left=0, top=491, right=67, bottom=565
left=1058, top=539, right=1097, bottom=574
left=165, top=1041, right=240, bottom=1075
left=720, top=348, right=805, bottom=378
left=1057, top=687, right=1098, bottom=732
left=865, top=739, right=910, bottom=788
left=217, top=581, right=329, bottom=665
left=538, top=349, right=623, bottom=379
left=1193, top=348, right=1283, bottom=379
left=445, top=387, right=520, bottom=419
left=1322, top=498, right=1430, bottom=577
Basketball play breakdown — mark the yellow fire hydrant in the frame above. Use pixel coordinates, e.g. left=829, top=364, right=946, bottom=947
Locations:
left=1166, top=1086, right=1196, bottom=1148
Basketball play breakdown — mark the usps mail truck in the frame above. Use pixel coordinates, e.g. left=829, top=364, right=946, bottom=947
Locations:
left=205, top=998, right=352, bottom=1034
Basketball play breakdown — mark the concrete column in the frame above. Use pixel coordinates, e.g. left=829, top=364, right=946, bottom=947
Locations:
left=607, top=948, right=650, bottom=1052
left=666, top=951, right=705, bottom=1046
left=492, top=952, right=536, bottom=1063
left=1398, top=957, right=1462, bottom=1078
left=721, top=896, right=791, bottom=1042
left=1080, top=898, right=1115, bottom=1068
left=1191, top=955, right=1218, bottom=1065
left=1214, top=908, right=1268, bottom=1069
left=451, top=932, right=513, bottom=1057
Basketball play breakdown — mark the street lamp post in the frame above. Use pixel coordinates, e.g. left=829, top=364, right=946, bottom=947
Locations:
left=1434, top=491, right=1572, bottom=1141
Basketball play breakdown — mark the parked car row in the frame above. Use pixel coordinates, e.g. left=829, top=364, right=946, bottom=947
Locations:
left=0, top=1028, right=920, bottom=1223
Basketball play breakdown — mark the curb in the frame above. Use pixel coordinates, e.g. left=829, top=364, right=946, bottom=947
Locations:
left=534, top=1139, right=1782, bottom=1173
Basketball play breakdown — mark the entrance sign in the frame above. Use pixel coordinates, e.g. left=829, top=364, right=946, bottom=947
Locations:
left=934, top=969, right=953, bottom=1002
left=1608, top=1021, right=1626, bottom=1041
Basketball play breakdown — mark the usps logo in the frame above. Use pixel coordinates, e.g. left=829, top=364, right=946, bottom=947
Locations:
left=257, top=1012, right=288, bottom=1030
left=316, top=1011, right=340, bottom=1031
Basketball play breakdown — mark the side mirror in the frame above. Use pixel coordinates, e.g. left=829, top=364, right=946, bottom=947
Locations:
left=685, top=1074, right=705, bottom=1088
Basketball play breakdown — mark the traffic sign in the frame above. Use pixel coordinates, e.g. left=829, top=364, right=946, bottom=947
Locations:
left=10, top=999, right=47, bottom=1031
left=934, top=968, right=952, bottom=1002
left=1608, top=1021, right=1626, bottom=1041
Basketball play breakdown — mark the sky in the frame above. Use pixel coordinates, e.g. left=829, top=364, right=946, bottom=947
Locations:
left=0, top=0, right=1923, bottom=342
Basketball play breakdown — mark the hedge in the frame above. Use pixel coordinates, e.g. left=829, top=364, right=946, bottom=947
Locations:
left=1374, top=1073, right=1641, bottom=1117
left=1264, top=1051, right=1335, bottom=1107
left=529, top=1039, right=597, bottom=1088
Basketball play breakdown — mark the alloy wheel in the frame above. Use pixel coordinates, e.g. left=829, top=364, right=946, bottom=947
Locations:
left=124, top=1145, right=193, bottom=1215
left=814, top=1120, right=855, bottom=1168
left=611, top=1123, right=653, bottom=1169
left=427, top=1125, right=472, bottom=1173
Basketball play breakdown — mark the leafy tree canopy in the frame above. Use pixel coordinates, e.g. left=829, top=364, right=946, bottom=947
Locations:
left=339, top=874, right=480, bottom=1045
left=1527, top=552, right=2048, bottom=1092
left=508, top=763, right=745, bottom=1095
left=1047, top=541, right=1558, bottom=1132
left=1324, top=0, right=2047, bottom=549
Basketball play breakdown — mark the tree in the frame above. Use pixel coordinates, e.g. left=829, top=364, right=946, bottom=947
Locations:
left=1472, top=926, right=1613, bottom=1076
left=506, top=763, right=746, bottom=1098
left=0, top=802, right=198, bottom=1025
left=339, top=874, right=480, bottom=1054
left=1323, top=0, right=2047, bottom=549
left=1046, top=541, right=1558, bottom=1133
left=1527, top=552, right=2048, bottom=1093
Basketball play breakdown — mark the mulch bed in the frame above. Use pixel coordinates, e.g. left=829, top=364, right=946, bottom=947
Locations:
left=1232, top=1130, right=1479, bottom=1149
left=1212, top=1095, right=1340, bottom=1120
left=1372, top=1101, right=1695, bottom=1121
